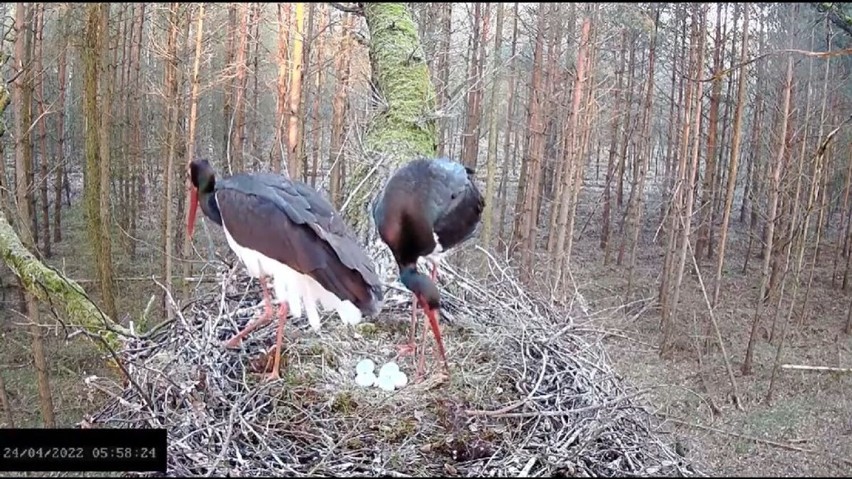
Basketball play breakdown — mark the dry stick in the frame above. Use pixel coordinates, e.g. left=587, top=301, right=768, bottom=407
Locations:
left=690, top=312, right=722, bottom=416
left=689, top=46, right=852, bottom=83
left=686, top=231, right=744, bottom=411
left=662, top=415, right=814, bottom=453
left=465, top=348, right=548, bottom=416
left=781, top=364, right=852, bottom=373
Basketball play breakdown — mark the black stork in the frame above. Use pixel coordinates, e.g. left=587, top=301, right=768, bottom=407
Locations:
left=187, top=159, right=384, bottom=380
left=372, top=156, right=485, bottom=380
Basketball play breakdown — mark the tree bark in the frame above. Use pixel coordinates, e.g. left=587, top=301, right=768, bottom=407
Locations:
left=695, top=3, right=725, bottom=259
left=481, top=3, right=504, bottom=249
left=329, top=12, right=355, bottom=208
left=98, top=3, right=117, bottom=321
left=712, top=5, right=750, bottom=306
left=742, top=52, right=795, bottom=376
left=34, top=4, right=50, bottom=258
left=161, top=3, right=181, bottom=321
left=287, top=2, right=306, bottom=180
left=309, top=4, right=326, bottom=187
left=602, top=29, right=626, bottom=263
left=13, top=2, right=54, bottom=427
left=182, top=4, right=205, bottom=297
left=511, top=3, right=548, bottom=281
left=436, top=3, right=452, bottom=157
left=343, top=3, right=438, bottom=243
left=624, top=7, right=658, bottom=297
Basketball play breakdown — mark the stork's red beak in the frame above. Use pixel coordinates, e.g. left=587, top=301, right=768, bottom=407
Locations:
left=188, top=187, right=199, bottom=239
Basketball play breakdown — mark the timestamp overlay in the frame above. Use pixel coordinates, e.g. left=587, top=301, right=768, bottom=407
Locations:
left=0, top=428, right=167, bottom=472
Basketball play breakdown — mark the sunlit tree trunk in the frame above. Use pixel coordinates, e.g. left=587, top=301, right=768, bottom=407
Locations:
left=287, top=2, right=306, bottom=180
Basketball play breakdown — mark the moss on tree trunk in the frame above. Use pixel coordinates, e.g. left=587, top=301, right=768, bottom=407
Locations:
left=344, top=3, right=438, bottom=240
left=0, top=210, right=128, bottom=353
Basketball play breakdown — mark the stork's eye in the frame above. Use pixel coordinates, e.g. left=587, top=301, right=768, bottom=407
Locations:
left=451, top=193, right=457, bottom=200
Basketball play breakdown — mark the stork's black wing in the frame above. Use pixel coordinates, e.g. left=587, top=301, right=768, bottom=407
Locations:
left=429, top=159, right=485, bottom=250
left=215, top=174, right=383, bottom=315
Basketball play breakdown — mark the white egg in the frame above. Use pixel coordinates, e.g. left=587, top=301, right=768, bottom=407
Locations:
left=392, top=371, right=408, bottom=388
left=356, top=358, right=376, bottom=376
left=355, top=371, right=377, bottom=388
left=376, top=375, right=396, bottom=392
left=378, top=361, right=400, bottom=379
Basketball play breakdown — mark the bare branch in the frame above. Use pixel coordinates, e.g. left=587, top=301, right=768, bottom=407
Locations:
left=328, top=2, right=363, bottom=16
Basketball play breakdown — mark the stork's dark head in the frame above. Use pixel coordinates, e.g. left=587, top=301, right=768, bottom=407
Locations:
left=188, top=159, right=217, bottom=239
left=189, top=159, right=216, bottom=193
left=400, top=264, right=441, bottom=318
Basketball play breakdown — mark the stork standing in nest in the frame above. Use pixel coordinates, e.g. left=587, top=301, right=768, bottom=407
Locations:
left=187, top=159, right=384, bottom=380
left=372, top=157, right=484, bottom=380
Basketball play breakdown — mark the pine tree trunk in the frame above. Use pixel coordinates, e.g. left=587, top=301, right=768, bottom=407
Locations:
left=436, top=3, right=452, bottom=157
left=181, top=4, right=205, bottom=297
left=15, top=1, right=55, bottom=428
left=712, top=5, right=750, bottom=306
left=512, top=3, right=548, bottom=281
left=309, top=4, right=326, bottom=187
left=743, top=52, right=794, bottom=376
left=624, top=7, right=658, bottom=298
left=496, top=2, right=519, bottom=251
left=695, top=3, right=724, bottom=259
left=161, top=3, right=181, bottom=321
left=329, top=13, right=354, bottom=208
left=287, top=3, right=306, bottom=180
left=34, top=4, right=50, bottom=258
left=53, top=9, right=68, bottom=243
left=602, top=30, right=626, bottom=263
left=273, top=3, right=290, bottom=174
left=232, top=4, right=248, bottom=172
left=482, top=3, right=504, bottom=249
left=98, top=3, right=117, bottom=321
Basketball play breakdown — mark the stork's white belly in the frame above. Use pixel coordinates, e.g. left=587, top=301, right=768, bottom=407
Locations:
left=221, top=224, right=363, bottom=330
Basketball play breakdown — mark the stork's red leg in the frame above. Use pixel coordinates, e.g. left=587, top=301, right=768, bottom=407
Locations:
left=264, top=302, right=290, bottom=382
left=424, top=306, right=450, bottom=377
left=396, top=294, right=418, bottom=357
left=430, top=262, right=438, bottom=282
left=414, top=311, right=430, bottom=382
left=225, top=277, right=274, bottom=349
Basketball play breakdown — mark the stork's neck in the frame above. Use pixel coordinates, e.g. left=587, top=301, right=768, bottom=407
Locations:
left=399, top=265, right=440, bottom=310
left=199, top=190, right=222, bottom=226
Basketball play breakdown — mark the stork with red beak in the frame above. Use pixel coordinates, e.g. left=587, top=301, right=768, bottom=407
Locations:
left=188, top=159, right=384, bottom=380
left=372, top=157, right=484, bottom=381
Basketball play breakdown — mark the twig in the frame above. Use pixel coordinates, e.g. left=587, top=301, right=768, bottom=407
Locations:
left=491, top=388, right=653, bottom=418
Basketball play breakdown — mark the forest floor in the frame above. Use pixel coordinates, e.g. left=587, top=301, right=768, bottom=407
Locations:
left=564, top=184, right=852, bottom=477
left=2, top=184, right=852, bottom=476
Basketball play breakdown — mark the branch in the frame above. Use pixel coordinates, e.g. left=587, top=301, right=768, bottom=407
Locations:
left=328, top=2, right=364, bottom=16
left=0, top=210, right=131, bottom=355
left=686, top=47, right=852, bottom=83
left=813, top=3, right=852, bottom=37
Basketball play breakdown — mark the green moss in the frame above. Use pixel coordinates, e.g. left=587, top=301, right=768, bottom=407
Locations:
left=380, top=416, right=417, bottom=442
left=331, top=391, right=359, bottom=414
left=356, top=322, right=378, bottom=338
left=345, top=3, right=439, bottom=236
left=0, top=212, right=128, bottom=359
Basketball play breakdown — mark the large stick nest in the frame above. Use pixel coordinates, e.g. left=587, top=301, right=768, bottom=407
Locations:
left=84, top=248, right=697, bottom=477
